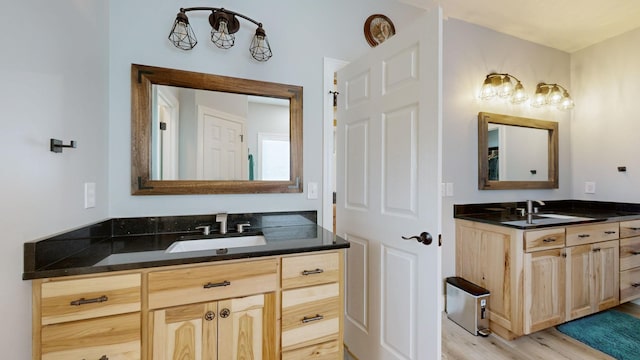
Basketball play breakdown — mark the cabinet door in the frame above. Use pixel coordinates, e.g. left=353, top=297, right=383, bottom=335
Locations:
left=523, top=248, right=566, bottom=334
left=151, top=302, right=218, bottom=360
left=218, top=294, right=273, bottom=360
left=592, top=240, right=619, bottom=311
left=566, top=244, right=592, bottom=320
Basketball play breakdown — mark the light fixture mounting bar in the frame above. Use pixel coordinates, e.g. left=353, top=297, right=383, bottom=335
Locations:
left=180, top=7, right=263, bottom=27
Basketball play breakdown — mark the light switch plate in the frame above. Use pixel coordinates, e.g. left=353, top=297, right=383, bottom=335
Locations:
left=307, top=182, right=318, bottom=199
left=585, top=181, right=596, bottom=194
left=84, top=182, right=96, bottom=208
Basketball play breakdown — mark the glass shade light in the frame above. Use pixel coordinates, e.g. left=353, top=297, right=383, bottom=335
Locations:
left=510, top=81, right=528, bottom=104
left=548, top=85, right=563, bottom=105
left=480, top=76, right=498, bottom=100
left=498, top=76, right=514, bottom=98
left=531, top=83, right=574, bottom=110
left=249, top=25, right=272, bottom=62
left=168, top=11, right=198, bottom=50
left=479, top=73, right=525, bottom=104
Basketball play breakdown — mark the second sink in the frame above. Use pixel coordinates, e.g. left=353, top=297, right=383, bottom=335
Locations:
left=166, top=235, right=267, bottom=253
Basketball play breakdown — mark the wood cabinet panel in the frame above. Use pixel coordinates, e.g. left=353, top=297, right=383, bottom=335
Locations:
left=40, top=273, right=140, bottom=325
left=620, top=220, right=640, bottom=239
left=282, top=339, right=341, bottom=360
left=592, top=240, right=619, bottom=311
left=41, top=312, right=140, bottom=360
left=281, top=252, right=340, bottom=289
left=148, top=259, right=277, bottom=309
left=523, top=248, right=565, bottom=334
left=566, top=223, right=619, bottom=247
left=620, top=237, right=640, bottom=271
left=524, top=228, right=565, bottom=252
left=620, top=267, right=640, bottom=303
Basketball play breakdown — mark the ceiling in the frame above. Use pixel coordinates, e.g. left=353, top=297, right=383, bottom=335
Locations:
left=399, top=0, right=640, bottom=53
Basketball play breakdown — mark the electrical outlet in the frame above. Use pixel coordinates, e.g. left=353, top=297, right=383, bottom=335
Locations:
left=446, top=183, right=454, bottom=197
left=307, top=182, right=318, bottom=199
left=584, top=181, right=596, bottom=194
left=84, top=182, right=96, bottom=208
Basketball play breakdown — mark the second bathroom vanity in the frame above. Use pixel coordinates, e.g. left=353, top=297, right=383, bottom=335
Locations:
left=454, top=200, right=640, bottom=340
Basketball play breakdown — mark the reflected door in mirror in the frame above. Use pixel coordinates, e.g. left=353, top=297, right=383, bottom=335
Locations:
left=487, top=124, right=548, bottom=181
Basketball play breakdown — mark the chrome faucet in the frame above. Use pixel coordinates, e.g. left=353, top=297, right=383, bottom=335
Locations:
left=216, top=213, right=228, bottom=234
left=526, top=200, right=545, bottom=215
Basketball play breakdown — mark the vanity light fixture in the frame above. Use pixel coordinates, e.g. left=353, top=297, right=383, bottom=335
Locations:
left=531, top=83, right=574, bottom=110
left=168, top=7, right=272, bottom=62
left=479, top=73, right=528, bottom=104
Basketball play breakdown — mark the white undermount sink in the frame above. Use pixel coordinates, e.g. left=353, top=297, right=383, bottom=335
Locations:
left=536, top=213, right=582, bottom=219
left=165, top=235, right=267, bottom=253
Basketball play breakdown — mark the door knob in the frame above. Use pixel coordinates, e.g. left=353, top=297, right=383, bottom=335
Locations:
left=402, top=232, right=433, bottom=246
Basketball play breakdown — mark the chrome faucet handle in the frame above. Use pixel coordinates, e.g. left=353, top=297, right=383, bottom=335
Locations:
left=195, top=225, right=211, bottom=235
left=216, top=213, right=228, bottom=234
left=236, top=222, right=251, bottom=233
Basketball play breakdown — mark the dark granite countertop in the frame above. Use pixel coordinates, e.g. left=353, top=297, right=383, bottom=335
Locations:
left=454, top=200, right=640, bottom=230
left=23, top=211, right=349, bottom=280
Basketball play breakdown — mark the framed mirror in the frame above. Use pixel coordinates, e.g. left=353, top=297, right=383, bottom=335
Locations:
left=131, top=64, right=303, bottom=195
left=478, top=112, right=558, bottom=190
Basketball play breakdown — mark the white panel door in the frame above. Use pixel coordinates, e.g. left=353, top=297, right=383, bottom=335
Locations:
left=198, top=106, right=247, bottom=180
left=337, top=9, right=442, bottom=360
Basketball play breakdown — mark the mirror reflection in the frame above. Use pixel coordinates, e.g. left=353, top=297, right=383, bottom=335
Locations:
left=152, top=85, right=290, bottom=181
left=478, top=112, right=558, bottom=190
left=487, top=124, right=548, bottom=181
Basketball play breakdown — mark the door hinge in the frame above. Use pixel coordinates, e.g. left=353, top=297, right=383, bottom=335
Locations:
left=159, top=122, right=167, bottom=131
left=240, top=134, right=244, bottom=142
left=438, top=234, right=442, bottom=247
left=329, top=90, right=339, bottom=107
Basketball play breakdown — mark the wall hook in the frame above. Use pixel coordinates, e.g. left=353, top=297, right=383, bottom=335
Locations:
left=50, top=138, right=77, bottom=153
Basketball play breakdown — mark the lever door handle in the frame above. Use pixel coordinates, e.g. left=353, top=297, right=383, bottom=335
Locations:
left=402, top=232, right=433, bottom=246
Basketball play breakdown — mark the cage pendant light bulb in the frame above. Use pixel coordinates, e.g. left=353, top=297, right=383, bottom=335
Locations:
left=169, top=12, right=198, bottom=50
left=250, top=26, right=272, bottom=61
left=211, top=18, right=235, bottom=49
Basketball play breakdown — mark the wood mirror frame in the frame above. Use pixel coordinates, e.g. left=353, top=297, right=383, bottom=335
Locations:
left=478, top=112, right=558, bottom=190
left=131, top=64, right=303, bottom=195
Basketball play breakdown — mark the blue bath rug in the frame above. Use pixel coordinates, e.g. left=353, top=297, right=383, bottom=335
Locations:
left=556, top=310, right=640, bottom=360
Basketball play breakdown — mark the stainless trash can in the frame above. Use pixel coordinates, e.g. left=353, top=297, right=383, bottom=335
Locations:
left=445, top=277, right=491, bottom=336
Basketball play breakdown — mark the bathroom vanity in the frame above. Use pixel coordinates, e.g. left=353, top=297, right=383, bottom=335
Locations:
left=23, top=211, right=349, bottom=360
left=454, top=200, right=640, bottom=340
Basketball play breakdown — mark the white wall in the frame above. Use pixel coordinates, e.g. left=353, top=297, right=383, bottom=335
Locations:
left=441, top=19, right=573, bottom=279
left=0, top=1, right=110, bottom=357
left=570, top=27, right=640, bottom=202
left=108, top=0, right=422, bottom=220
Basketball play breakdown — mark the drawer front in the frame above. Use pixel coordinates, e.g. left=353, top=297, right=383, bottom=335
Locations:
left=40, top=273, right=141, bottom=325
left=282, top=283, right=340, bottom=351
left=620, top=268, right=640, bottom=303
left=620, top=237, right=640, bottom=271
left=148, top=259, right=277, bottom=309
left=620, top=220, right=640, bottom=239
left=524, top=228, right=565, bottom=252
left=566, top=223, right=619, bottom=247
left=282, top=339, right=341, bottom=360
left=41, top=312, right=140, bottom=360
left=282, top=252, right=340, bottom=289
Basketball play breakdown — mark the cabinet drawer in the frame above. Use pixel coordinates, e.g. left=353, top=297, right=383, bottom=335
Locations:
left=282, top=339, right=341, bottom=360
left=524, top=228, right=565, bottom=252
left=566, top=223, right=619, bottom=247
left=40, top=273, right=141, bottom=325
left=620, top=237, right=640, bottom=271
left=148, top=259, right=277, bottom=309
left=620, top=220, right=640, bottom=239
left=282, top=283, right=340, bottom=351
left=620, top=268, right=640, bottom=303
left=41, top=312, right=140, bottom=360
left=282, top=252, right=340, bottom=289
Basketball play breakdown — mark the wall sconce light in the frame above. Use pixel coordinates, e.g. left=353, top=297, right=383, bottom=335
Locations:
left=168, top=7, right=272, bottom=62
left=531, top=83, right=574, bottom=110
left=479, top=73, right=528, bottom=104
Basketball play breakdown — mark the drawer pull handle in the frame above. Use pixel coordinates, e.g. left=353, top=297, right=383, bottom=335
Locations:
left=578, top=234, right=590, bottom=238
left=70, top=295, right=108, bottom=306
left=629, top=227, right=640, bottom=231
left=592, top=248, right=601, bottom=252
left=99, top=356, right=109, bottom=360
left=203, top=280, right=231, bottom=289
left=302, top=314, right=324, bottom=323
left=632, top=283, right=640, bottom=288
left=631, top=251, right=640, bottom=255
left=542, top=238, right=556, bottom=243
left=604, top=231, right=617, bottom=235
left=302, top=268, right=324, bottom=276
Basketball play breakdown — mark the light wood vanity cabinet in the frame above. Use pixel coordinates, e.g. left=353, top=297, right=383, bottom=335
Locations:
left=32, top=250, right=345, bottom=360
left=34, top=273, right=142, bottom=360
left=456, top=219, right=621, bottom=340
left=619, top=220, right=640, bottom=302
left=280, top=252, right=344, bottom=360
